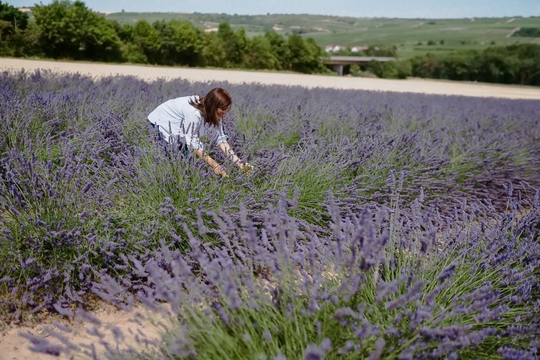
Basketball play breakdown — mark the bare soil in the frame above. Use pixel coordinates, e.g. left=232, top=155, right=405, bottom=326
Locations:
left=0, top=303, right=168, bottom=360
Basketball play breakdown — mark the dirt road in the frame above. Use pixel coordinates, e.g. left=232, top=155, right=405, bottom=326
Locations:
left=2, top=58, right=540, bottom=100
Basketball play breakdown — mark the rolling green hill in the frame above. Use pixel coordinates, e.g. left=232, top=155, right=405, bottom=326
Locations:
left=104, top=12, right=540, bottom=58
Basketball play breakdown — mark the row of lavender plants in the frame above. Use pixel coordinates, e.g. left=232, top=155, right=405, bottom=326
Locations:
left=1, top=70, right=539, bottom=358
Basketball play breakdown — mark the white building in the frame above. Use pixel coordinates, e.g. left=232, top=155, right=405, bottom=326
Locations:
left=324, top=45, right=347, bottom=53
left=351, top=45, right=369, bottom=52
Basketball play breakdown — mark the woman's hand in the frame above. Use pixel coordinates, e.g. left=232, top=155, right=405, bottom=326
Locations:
left=213, top=164, right=229, bottom=178
left=238, top=162, right=254, bottom=174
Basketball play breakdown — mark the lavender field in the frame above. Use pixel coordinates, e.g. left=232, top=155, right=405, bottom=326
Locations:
left=1, top=70, right=540, bottom=359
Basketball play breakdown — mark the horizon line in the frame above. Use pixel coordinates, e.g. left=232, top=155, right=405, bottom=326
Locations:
left=16, top=7, right=540, bottom=20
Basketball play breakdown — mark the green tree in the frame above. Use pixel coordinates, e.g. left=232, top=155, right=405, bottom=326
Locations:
left=441, top=51, right=477, bottom=81
left=33, top=0, right=122, bottom=61
left=243, top=35, right=279, bottom=70
left=121, top=42, right=147, bottom=64
left=217, top=22, right=247, bottom=67
left=393, top=60, right=412, bottom=79
left=154, top=20, right=203, bottom=66
left=409, top=44, right=540, bottom=85
left=264, top=30, right=290, bottom=70
left=366, top=59, right=384, bottom=77
left=0, top=19, right=10, bottom=41
left=8, top=22, right=42, bottom=57
left=0, top=1, right=29, bottom=32
left=201, top=23, right=247, bottom=68
left=286, top=35, right=324, bottom=73
left=477, top=48, right=518, bottom=84
left=513, top=27, right=540, bottom=37
left=131, top=20, right=160, bottom=63
left=109, top=20, right=133, bottom=43
left=0, top=1, right=31, bottom=56
left=410, top=54, right=441, bottom=79
left=201, top=31, right=227, bottom=67
left=512, top=43, right=540, bottom=85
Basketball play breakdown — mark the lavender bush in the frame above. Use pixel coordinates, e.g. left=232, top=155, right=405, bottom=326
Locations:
left=0, top=70, right=539, bottom=358
left=25, top=193, right=540, bottom=359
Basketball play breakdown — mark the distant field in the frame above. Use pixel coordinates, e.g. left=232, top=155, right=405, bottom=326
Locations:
left=105, top=13, right=540, bottom=58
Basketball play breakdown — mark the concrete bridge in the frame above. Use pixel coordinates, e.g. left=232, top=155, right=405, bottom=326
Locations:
left=322, top=56, right=396, bottom=76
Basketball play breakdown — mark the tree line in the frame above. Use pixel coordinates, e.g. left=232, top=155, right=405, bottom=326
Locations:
left=513, top=27, right=540, bottom=38
left=343, top=44, right=540, bottom=86
left=1, top=0, right=539, bottom=86
left=0, top=0, right=326, bottom=73
left=408, top=44, right=540, bottom=86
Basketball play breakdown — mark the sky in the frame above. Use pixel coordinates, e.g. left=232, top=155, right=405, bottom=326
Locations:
left=10, top=0, right=540, bottom=19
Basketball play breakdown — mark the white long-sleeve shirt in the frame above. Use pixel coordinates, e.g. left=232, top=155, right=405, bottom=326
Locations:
left=147, top=95, right=228, bottom=150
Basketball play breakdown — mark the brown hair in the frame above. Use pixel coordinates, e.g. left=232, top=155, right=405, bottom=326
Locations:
left=189, top=88, right=232, bottom=127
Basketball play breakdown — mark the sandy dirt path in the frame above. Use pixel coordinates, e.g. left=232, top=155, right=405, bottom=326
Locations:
left=0, top=304, right=168, bottom=360
left=2, top=58, right=540, bottom=100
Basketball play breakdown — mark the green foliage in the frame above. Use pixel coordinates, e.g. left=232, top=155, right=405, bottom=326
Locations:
left=243, top=35, right=279, bottom=70
left=121, top=42, right=148, bottom=64
left=32, top=0, right=122, bottom=61
left=366, top=60, right=384, bottom=77
left=410, top=54, right=439, bottom=78
left=513, top=27, right=540, bottom=37
left=131, top=20, right=160, bottom=63
left=411, top=43, right=540, bottom=85
left=153, top=19, right=203, bottom=66
left=0, top=20, right=12, bottom=55
left=0, top=1, right=34, bottom=56
left=217, top=22, right=248, bottom=67
left=388, top=60, right=412, bottom=79
left=6, top=23, right=41, bottom=57
left=287, top=35, right=325, bottom=73
left=264, top=30, right=291, bottom=70
left=0, top=1, right=28, bottom=31
left=201, top=31, right=227, bottom=67
left=381, top=62, right=399, bottom=78
left=110, top=21, right=134, bottom=43
left=200, top=23, right=248, bottom=68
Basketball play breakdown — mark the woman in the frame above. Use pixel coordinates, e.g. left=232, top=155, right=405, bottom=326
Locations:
left=147, top=88, right=250, bottom=178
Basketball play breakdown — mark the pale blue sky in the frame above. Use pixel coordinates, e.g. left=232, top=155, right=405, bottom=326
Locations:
left=10, top=0, right=540, bottom=18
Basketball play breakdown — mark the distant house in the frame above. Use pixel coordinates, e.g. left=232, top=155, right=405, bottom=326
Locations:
left=325, top=45, right=347, bottom=53
left=351, top=45, right=369, bottom=52
left=18, top=8, right=32, bottom=13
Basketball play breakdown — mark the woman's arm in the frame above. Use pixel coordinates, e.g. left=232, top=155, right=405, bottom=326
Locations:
left=193, top=149, right=228, bottom=177
left=218, top=142, right=250, bottom=169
